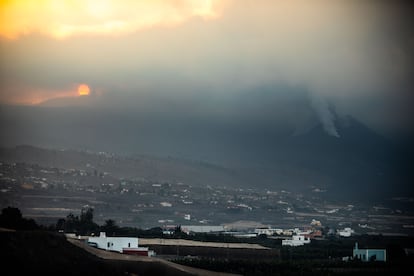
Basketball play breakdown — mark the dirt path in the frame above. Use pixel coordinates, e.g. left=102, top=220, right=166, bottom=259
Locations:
left=67, top=238, right=240, bottom=276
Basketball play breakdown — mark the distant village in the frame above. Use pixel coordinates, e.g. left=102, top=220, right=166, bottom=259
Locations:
left=60, top=216, right=386, bottom=263
left=61, top=218, right=386, bottom=262
left=1, top=160, right=413, bottom=239
left=1, top=159, right=411, bottom=273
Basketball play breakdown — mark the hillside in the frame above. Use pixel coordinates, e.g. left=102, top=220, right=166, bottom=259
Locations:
left=0, top=229, right=226, bottom=276
left=0, top=145, right=241, bottom=188
left=0, top=118, right=411, bottom=201
left=0, top=100, right=412, bottom=200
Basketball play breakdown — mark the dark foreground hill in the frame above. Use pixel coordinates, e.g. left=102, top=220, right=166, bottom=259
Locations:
left=0, top=230, right=195, bottom=276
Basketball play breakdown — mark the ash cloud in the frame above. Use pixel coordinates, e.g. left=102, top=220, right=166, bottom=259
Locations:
left=0, top=1, right=413, bottom=137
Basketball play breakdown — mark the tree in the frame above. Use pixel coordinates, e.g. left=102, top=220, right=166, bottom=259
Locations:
left=0, top=206, right=22, bottom=225
left=60, top=208, right=99, bottom=235
left=173, top=225, right=186, bottom=238
left=56, top=218, right=66, bottom=231
left=101, top=219, right=119, bottom=236
left=79, top=206, right=99, bottom=235
left=0, top=206, right=38, bottom=230
left=80, top=206, right=94, bottom=224
left=64, top=213, right=79, bottom=232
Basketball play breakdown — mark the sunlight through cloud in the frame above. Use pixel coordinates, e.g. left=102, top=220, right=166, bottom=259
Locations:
left=0, top=0, right=224, bottom=39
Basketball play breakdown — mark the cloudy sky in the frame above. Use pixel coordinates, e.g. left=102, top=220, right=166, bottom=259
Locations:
left=0, top=0, right=413, bottom=139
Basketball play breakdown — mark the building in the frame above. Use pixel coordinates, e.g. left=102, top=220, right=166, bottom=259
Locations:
left=310, top=219, right=322, bottom=227
left=162, top=225, right=177, bottom=235
left=254, top=227, right=283, bottom=236
left=282, top=235, right=311, bottom=246
left=337, top=227, right=354, bottom=237
left=87, top=232, right=154, bottom=256
left=282, top=229, right=294, bottom=236
left=353, top=242, right=386, bottom=262
left=304, top=229, right=323, bottom=239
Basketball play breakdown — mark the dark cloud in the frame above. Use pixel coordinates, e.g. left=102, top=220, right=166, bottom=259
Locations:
left=0, top=1, right=413, bottom=137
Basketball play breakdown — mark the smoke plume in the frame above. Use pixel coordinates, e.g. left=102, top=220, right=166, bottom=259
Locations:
left=311, top=96, right=340, bottom=138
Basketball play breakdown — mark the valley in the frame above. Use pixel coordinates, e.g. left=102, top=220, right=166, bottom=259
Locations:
left=1, top=146, right=413, bottom=235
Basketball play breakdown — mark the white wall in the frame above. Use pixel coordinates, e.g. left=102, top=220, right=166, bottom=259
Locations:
left=88, top=236, right=139, bottom=253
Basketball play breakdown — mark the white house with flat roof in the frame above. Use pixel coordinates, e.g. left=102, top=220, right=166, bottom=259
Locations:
left=282, top=235, right=311, bottom=246
left=87, top=232, right=153, bottom=256
left=338, top=227, right=354, bottom=237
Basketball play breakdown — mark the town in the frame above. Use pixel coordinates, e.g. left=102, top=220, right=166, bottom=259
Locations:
left=1, top=159, right=413, bottom=238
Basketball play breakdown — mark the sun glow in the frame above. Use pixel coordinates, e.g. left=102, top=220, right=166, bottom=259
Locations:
left=78, top=84, right=90, bottom=96
left=0, top=0, right=224, bottom=39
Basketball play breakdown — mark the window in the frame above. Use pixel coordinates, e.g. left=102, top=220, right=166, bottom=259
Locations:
left=107, top=242, right=110, bottom=248
left=128, top=243, right=130, bottom=247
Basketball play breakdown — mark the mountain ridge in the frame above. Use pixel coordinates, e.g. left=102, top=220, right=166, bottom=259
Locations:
left=0, top=99, right=412, bottom=200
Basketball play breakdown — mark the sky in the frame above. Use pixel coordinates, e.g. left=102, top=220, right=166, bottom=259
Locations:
left=0, top=0, right=413, bottom=139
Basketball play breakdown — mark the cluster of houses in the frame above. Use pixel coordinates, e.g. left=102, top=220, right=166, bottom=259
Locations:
left=159, top=220, right=326, bottom=247
left=63, top=216, right=387, bottom=262
left=253, top=227, right=320, bottom=246
left=68, top=227, right=386, bottom=262
left=159, top=219, right=362, bottom=248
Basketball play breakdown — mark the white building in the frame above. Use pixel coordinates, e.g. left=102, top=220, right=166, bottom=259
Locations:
left=282, top=229, right=294, bottom=236
left=311, top=219, right=322, bottom=227
left=87, top=232, right=153, bottom=256
left=282, top=235, right=311, bottom=246
left=254, top=227, right=283, bottom=236
left=337, top=227, right=354, bottom=237
left=295, top=228, right=312, bottom=236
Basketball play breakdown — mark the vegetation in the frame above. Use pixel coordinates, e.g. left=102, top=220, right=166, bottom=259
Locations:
left=0, top=206, right=39, bottom=230
left=55, top=206, right=99, bottom=235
